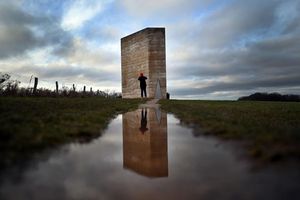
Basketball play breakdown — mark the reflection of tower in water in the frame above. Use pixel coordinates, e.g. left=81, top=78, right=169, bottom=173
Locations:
left=122, top=108, right=168, bottom=177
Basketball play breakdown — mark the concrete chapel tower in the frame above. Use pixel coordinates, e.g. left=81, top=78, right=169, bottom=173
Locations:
left=121, top=28, right=166, bottom=99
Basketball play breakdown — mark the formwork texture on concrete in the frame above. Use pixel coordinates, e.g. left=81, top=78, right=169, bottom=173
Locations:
left=121, top=28, right=166, bottom=99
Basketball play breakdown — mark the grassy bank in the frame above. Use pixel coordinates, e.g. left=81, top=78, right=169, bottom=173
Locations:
left=0, top=97, right=143, bottom=169
left=160, top=100, right=300, bottom=161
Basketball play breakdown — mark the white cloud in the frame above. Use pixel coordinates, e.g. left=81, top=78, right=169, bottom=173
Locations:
left=65, top=37, right=119, bottom=73
left=119, top=0, right=212, bottom=18
left=0, top=35, right=121, bottom=91
left=61, top=0, right=112, bottom=30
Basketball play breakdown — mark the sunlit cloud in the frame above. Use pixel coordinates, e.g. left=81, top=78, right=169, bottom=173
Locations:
left=62, top=0, right=113, bottom=30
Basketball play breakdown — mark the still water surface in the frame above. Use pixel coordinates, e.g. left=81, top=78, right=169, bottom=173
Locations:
left=0, top=108, right=299, bottom=200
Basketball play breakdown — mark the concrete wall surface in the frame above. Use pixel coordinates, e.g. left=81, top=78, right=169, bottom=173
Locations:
left=121, top=28, right=166, bottom=99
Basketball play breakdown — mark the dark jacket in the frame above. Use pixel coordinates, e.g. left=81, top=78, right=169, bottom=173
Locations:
left=138, top=76, right=147, bottom=88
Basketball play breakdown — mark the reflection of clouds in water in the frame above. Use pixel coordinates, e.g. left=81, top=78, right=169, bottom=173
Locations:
left=0, top=112, right=299, bottom=200
left=0, top=116, right=125, bottom=200
left=155, top=107, right=162, bottom=123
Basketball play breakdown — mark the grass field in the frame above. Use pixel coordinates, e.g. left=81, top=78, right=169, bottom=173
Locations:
left=0, top=97, right=143, bottom=169
left=1, top=97, right=299, bottom=167
left=160, top=100, right=300, bottom=161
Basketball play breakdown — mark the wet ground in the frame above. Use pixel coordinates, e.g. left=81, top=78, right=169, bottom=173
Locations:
left=0, top=107, right=299, bottom=200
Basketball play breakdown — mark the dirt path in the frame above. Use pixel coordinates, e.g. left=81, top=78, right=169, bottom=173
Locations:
left=139, top=99, right=160, bottom=109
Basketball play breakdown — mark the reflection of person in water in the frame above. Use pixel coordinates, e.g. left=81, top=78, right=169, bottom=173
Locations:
left=139, top=108, right=148, bottom=134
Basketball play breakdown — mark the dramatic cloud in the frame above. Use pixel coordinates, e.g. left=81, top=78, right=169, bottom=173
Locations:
left=0, top=37, right=120, bottom=90
left=119, top=0, right=212, bottom=18
left=62, top=0, right=112, bottom=30
left=0, top=1, right=41, bottom=58
left=0, top=1, right=72, bottom=59
left=0, top=0, right=300, bottom=99
left=164, top=0, right=300, bottom=98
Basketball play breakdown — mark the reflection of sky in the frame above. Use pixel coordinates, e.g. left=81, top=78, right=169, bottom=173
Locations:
left=1, top=113, right=300, bottom=200
left=1, top=0, right=300, bottom=99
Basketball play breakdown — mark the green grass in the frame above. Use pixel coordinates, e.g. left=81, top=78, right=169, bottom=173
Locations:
left=160, top=100, right=300, bottom=161
left=1, top=97, right=299, bottom=167
left=0, top=97, right=144, bottom=169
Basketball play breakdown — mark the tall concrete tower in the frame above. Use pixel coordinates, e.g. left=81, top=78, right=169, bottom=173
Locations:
left=121, top=28, right=166, bottom=99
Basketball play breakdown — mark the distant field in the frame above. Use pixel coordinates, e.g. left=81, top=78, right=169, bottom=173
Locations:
left=160, top=100, right=300, bottom=161
left=0, top=97, right=143, bottom=169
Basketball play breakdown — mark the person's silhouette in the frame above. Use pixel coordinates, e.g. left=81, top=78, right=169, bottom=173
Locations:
left=139, top=108, right=148, bottom=134
left=138, top=73, right=147, bottom=98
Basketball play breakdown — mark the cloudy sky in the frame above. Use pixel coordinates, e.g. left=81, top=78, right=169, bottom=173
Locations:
left=0, top=0, right=299, bottom=99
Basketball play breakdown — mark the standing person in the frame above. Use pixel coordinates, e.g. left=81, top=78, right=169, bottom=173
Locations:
left=138, top=73, right=147, bottom=98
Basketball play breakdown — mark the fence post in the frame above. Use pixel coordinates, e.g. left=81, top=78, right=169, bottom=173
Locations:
left=73, top=84, right=75, bottom=92
left=83, top=86, right=86, bottom=93
left=33, top=77, right=38, bottom=94
left=55, top=81, right=58, bottom=94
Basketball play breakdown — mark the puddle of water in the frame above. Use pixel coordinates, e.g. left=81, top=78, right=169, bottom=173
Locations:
left=0, top=108, right=300, bottom=200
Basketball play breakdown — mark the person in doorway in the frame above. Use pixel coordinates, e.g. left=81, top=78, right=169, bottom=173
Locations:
left=138, top=73, right=147, bottom=98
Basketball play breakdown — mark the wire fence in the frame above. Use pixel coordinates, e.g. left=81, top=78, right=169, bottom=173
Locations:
left=0, top=72, right=121, bottom=98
